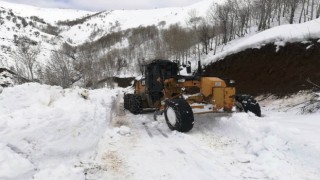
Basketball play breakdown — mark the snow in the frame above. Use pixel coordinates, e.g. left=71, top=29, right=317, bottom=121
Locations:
left=33, top=165, right=85, bottom=180
left=0, top=143, right=34, bottom=179
left=0, top=83, right=118, bottom=179
left=0, top=0, right=95, bottom=68
left=59, top=0, right=219, bottom=44
left=203, top=18, right=320, bottom=65
left=114, top=126, right=131, bottom=136
left=0, top=0, right=94, bottom=24
left=306, top=44, right=314, bottom=49
left=1, top=0, right=320, bottom=178
left=1, top=84, right=319, bottom=179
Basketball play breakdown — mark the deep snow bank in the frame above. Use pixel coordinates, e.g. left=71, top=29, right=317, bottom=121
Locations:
left=0, top=83, right=118, bottom=179
left=194, top=110, right=320, bottom=179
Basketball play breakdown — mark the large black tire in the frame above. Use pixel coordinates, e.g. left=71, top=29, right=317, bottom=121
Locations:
left=235, top=95, right=261, bottom=117
left=129, top=94, right=143, bottom=115
left=123, top=94, right=133, bottom=110
left=164, top=99, right=194, bottom=132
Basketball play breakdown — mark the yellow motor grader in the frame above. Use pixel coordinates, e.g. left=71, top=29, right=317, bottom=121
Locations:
left=124, top=60, right=261, bottom=132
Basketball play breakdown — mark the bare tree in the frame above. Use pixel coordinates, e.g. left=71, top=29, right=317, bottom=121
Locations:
left=311, top=0, right=315, bottom=20
left=137, top=57, right=146, bottom=75
left=255, top=0, right=273, bottom=30
left=44, top=47, right=76, bottom=88
left=186, top=9, right=203, bottom=29
left=163, top=24, right=194, bottom=63
left=186, top=9, right=203, bottom=61
left=198, top=21, right=211, bottom=54
left=158, top=21, right=166, bottom=28
left=317, top=2, right=320, bottom=18
left=12, top=36, right=40, bottom=80
left=77, top=44, right=100, bottom=88
left=98, top=52, right=117, bottom=88
left=300, top=0, right=307, bottom=23
left=61, top=42, right=77, bottom=60
left=288, top=0, right=299, bottom=24
left=214, top=2, right=233, bottom=43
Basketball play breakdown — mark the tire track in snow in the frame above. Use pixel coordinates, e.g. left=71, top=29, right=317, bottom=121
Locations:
left=142, top=122, right=153, bottom=138
left=84, top=91, right=136, bottom=179
left=156, top=127, right=168, bottom=138
left=141, top=120, right=169, bottom=139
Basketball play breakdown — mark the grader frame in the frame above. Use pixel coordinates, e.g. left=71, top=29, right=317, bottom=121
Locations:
left=124, top=59, right=261, bottom=132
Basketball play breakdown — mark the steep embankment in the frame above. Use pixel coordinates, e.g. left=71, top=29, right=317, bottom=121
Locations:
left=204, top=39, right=320, bottom=96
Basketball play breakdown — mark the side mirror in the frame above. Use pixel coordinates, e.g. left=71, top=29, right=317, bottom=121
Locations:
left=187, top=66, right=192, bottom=74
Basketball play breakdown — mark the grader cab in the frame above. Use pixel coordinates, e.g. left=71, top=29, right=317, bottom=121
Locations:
left=124, top=60, right=261, bottom=132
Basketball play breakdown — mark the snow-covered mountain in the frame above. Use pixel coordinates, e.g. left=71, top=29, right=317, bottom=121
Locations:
left=58, top=0, right=218, bottom=44
left=0, top=0, right=93, bottom=24
left=0, top=0, right=217, bottom=72
left=0, top=0, right=229, bottom=85
left=0, top=0, right=92, bottom=68
left=1, top=0, right=218, bottom=45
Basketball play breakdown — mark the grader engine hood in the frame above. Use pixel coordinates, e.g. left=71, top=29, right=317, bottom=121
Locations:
left=201, top=77, right=226, bottom=97
left=175, top=76, right=236, bottom=112
left=200, top=77, right=235, bottom=112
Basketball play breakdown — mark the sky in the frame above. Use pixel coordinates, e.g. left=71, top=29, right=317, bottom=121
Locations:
left=2, top=0, right=206, bottom=11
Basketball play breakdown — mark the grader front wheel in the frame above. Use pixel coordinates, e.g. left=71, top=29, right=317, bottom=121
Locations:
left=164, top=99, right=194, bottom=132
left=124, top=94, right=133, bottom=110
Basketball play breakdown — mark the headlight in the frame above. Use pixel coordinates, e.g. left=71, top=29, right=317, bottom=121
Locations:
left=230, top=80, right=235, bottom=84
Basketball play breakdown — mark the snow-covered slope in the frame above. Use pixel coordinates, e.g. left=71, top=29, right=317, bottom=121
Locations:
left=203, top=18, right=320, bottom=65
left=0, top=0, right=94, bottom=68
left=59, top=0, right=219, bottom=44
left=0, top=0, right=218, bottom=69
left=0, top=0, right=93, bottom=24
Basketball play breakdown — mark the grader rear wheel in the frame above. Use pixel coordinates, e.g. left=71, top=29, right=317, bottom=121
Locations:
left=124, top=94, right=133, bottom=110
left=129, top=94, right=143, bottom=115
left=235, top=95, right=261, bottom=117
